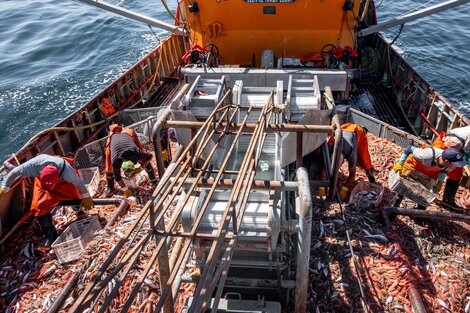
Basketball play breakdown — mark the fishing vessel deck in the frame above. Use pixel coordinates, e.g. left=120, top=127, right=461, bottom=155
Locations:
left=0, top=0, right=469, bottom=312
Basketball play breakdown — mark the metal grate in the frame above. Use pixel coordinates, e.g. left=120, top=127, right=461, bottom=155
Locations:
left=349, top=108, right=426, bottom=149
left=144, top=78, right=182, bottom=108
left=349, top=82, right=405, bottom=129
left=117, top=107, right=165, bottom=126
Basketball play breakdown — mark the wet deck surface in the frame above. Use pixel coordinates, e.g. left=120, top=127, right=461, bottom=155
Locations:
left=1, top=88, right=469, bottom=312
left=308, top=134, right=470, bottom=312
left=349, top=82, right=411, bottom=132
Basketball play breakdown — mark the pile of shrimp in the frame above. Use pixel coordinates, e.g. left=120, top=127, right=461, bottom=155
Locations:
left=1, top=149, right=196, bottom=312
left=308, top=133, right=469, bottom=313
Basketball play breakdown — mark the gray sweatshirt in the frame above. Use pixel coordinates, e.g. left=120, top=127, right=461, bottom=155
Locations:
left=1, top=155, right=89, bottom=197
left=447, top=126, right=470, bottom=153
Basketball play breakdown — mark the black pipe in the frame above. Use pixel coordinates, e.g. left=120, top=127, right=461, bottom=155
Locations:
left=91, top=198, right=129, bottom=229
left=47, top=271, right=80, bottom=313
left=385, top=207, right=470, bottom=224
left=408, top=286, right=428, bottom=313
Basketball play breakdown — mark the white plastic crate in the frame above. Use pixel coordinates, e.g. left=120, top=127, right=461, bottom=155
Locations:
left=122, top=169, right=149, bottom=189
left=388, top=170, right=437, bottom=207
left=349, top=181, right=385, bottom=208
left=78, top=167, right=100, bottom=196
left=400, top=166, right=436, bottom=189
left=52, top=216, right=102, bottom=263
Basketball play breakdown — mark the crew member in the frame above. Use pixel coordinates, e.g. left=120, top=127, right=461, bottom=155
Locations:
left=337, top=123, right=376, bottom=201
left=160, top=128, right=171, bottom=168
left=393, top=146, right=466, bottom=209
left=105, top=124, right=157, bottom=197
left=0, top=154, right=94, bottom=246
left=431, top=126, right=470, bottom=210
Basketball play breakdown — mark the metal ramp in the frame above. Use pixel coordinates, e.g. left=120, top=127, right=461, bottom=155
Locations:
left=286, top=75, right=321, bottom=122
left=232, top=80, right=283, bottom=106
left=182, top=189, right=280, bottom=270
left=184, top=75, right=226, bottom=120
left=69, top=88, right=336, bottom=313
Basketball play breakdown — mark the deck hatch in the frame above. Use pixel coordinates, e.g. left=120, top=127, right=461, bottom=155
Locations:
left=263, top=6, right=276, bottom=14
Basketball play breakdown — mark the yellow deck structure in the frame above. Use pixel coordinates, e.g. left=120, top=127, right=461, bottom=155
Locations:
left=180, top=0, right=359, bottom=65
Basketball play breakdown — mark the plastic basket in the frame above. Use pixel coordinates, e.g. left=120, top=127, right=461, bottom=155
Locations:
left=388, top=170, right=437, bottom=207
left=121, top=169, right=149, bottom=189
left=52, top=216, right=102, bottom=263
left=78, top=167, right=100, bottom=197
left=400, top=166, right=436, bottom=190
left=349, top=181, right=385, bottom=208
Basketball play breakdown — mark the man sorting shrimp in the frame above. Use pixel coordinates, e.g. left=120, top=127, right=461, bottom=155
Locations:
left=336, top=123, right=376, bottom=201
left=0, top=154, right=94, bottom=246
left=431, top=126, right=470, bottom=210
left=393, top=146, right=466, bottom=210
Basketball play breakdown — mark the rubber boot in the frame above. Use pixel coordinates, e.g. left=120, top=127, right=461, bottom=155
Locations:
left=441, top=179, right=463, bottom=211
left=106, top=175, right=115, bottom=196
left=145, top=164, right=158, bottom=185
left=37, top=213, right=58, bottom=247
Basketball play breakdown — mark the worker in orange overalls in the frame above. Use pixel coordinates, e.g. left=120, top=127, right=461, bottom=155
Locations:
left=430, top=126, right=470, bottom=210
left=393, top=146, right=466, bottom=209
left=337, top=123, right=376, bottom=201
left=0, top=155, right=94, bottom=246
left=105, top=124, right=157, bottom=197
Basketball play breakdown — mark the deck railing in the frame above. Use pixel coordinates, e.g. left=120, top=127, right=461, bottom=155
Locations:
left=373, top=34, right=469, bottom=140
left=0, top=35, right=186, bottom=227
left=1, top=34, right=186, bottom=171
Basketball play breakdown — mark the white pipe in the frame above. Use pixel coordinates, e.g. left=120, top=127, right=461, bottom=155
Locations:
left=358, top=0, right=470, bottom=37
left=172, top=247, right=192, bottom=302
left=295, top=167, right=312, bottom=313
left=75, top=0, right=184, bottom=35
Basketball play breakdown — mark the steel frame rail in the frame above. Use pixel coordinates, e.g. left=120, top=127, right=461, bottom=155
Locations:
left=68, top=87, right=334, bottom=313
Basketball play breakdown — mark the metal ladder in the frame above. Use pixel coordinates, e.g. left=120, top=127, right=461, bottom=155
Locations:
left=286, top=75, right=321, bottom=122
left=183, top=75, right=226, bottom=120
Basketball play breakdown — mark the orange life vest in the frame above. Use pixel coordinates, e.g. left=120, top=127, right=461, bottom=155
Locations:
left=99, top=98, right=116, bottom=117
left=30, top=157, right=83, bottom=217
left=403, top=154, right=440, bottom=181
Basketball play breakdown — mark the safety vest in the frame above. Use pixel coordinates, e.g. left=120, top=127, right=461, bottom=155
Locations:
left=403, top=154, right=440, bottom=181
left=31, top=156, right=82, bottom=217
left=99, top=98, right=116, bottom=117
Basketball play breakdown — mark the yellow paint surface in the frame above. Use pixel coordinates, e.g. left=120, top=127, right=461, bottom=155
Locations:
left=180, top=0, right=359, bottom=65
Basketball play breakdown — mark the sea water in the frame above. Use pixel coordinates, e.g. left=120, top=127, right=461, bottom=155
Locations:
left=0, top=0, right=469, bottom=162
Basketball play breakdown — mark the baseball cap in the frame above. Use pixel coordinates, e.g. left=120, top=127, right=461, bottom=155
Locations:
left=442, top=148, right=466, bottom=167
left=122, top=160, right=135, bottom=171
left=40, top=165, right=60, bottom=191
left=122, top=160, right=136, bottom=178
